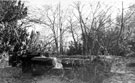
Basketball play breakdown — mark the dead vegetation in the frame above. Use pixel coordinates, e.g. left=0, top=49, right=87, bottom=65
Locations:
left=0, top=56, right=113, bottom=83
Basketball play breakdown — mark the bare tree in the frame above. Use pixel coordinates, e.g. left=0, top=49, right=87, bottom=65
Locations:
left=72, top=1, right=112, bottom=55
left=29, top=4, right=68, bottom=55
left=67, top=16, right=78, bottom=50
left=72, top=2, right=89, bottom=55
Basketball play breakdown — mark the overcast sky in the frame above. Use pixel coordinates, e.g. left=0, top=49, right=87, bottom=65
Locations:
left=23, top=0, right=135, bottom=41
left=25, top=0, right=135, bottom=9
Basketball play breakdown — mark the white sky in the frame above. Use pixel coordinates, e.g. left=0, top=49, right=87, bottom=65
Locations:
left=23, top=0, right=135, bottom=41
left=25, top=0, right=135, bottom=9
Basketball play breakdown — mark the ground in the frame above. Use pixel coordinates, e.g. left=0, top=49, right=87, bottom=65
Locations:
left=0, top=57, right=135, bottom=83
left=104, top=57, right=135, bottom=83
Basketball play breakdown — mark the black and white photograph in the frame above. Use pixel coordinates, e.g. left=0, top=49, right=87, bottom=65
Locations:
left=0, top=0, right=135, bottom=83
